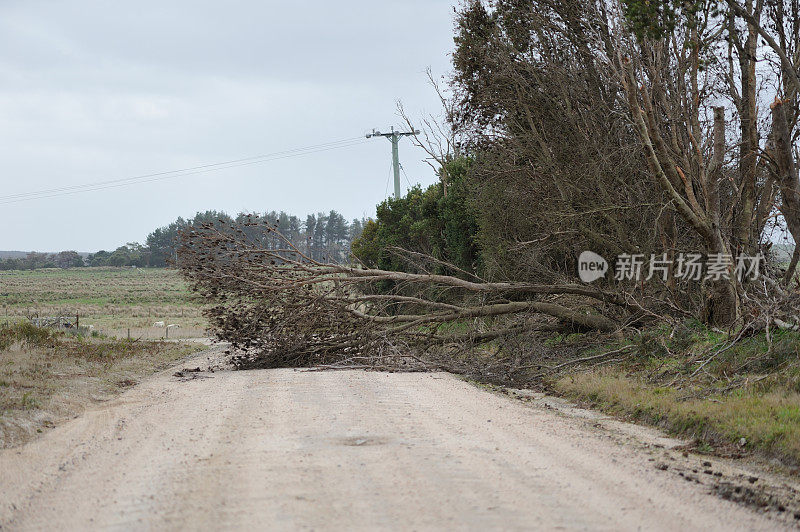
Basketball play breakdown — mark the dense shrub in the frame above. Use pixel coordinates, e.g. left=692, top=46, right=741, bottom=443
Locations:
left=352, top=156, right=480, bottom=277
left=0, top=322, right=57, bottom=350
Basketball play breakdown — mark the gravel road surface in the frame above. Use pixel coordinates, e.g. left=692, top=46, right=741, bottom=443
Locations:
left=0, top=353, right=789, bottom=530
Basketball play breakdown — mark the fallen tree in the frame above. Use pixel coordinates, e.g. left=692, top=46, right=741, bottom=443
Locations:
left=178, top=217, right=800, bottom=389
left=177, top=219, right=643, bottom=369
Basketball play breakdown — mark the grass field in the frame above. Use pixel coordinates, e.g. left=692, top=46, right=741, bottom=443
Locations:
left=0, top=267, right=206, bottom=339
left=548, top=323, right=800, bottom=468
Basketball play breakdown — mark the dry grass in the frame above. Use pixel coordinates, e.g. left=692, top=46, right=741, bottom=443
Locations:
left=0, top=322, right=204, bottom=447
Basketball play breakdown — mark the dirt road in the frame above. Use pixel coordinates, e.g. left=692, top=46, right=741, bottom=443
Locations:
left=0, top=351, right=793, bottom=530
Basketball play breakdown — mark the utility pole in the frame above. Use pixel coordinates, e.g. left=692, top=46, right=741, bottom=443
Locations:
left=367, top=126, right=419, bottom=199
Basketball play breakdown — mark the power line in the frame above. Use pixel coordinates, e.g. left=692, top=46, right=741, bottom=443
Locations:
left=400, top=163, right=413, bottom=190
left=384, top=158, right=393, bottom=199
left=0, top=138, right=367, bottom=204
left=0, top=137, right=367, bottom=205
left=8, top=140, right=367, bottom=203
left=1, top=137, right=363, bottom=201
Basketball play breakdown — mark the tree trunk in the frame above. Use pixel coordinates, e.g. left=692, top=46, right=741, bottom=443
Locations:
left=772, top=99, right=800, bottom=264
left=733, top=16, right=759, bottom=255
left=708, top=107, right=741, bottom=326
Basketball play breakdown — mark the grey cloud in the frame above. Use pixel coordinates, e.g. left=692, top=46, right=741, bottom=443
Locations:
left=0, top=0, right=455, bottom=251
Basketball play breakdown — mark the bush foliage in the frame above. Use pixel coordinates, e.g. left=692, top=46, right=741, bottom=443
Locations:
left=352, top=157, right=480, bottom=276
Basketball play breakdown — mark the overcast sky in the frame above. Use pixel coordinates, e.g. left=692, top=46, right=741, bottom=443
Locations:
left=0, top=0, right=457, bottom=251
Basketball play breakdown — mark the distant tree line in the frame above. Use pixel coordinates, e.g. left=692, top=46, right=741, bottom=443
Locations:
left=144, top=210, right=366, bottom=267
left=0, top=209, right=367, bottom=270
left=0, top=251, right=85, bottom=271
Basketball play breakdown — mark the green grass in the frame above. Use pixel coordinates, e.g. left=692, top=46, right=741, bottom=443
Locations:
left=0, top=267, right=192, bottom=307
left=550, top=322, right=800, bottom=466
left=0, top=267, right=205, bottom=338
left=556, top=372, right=800, bottom=457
